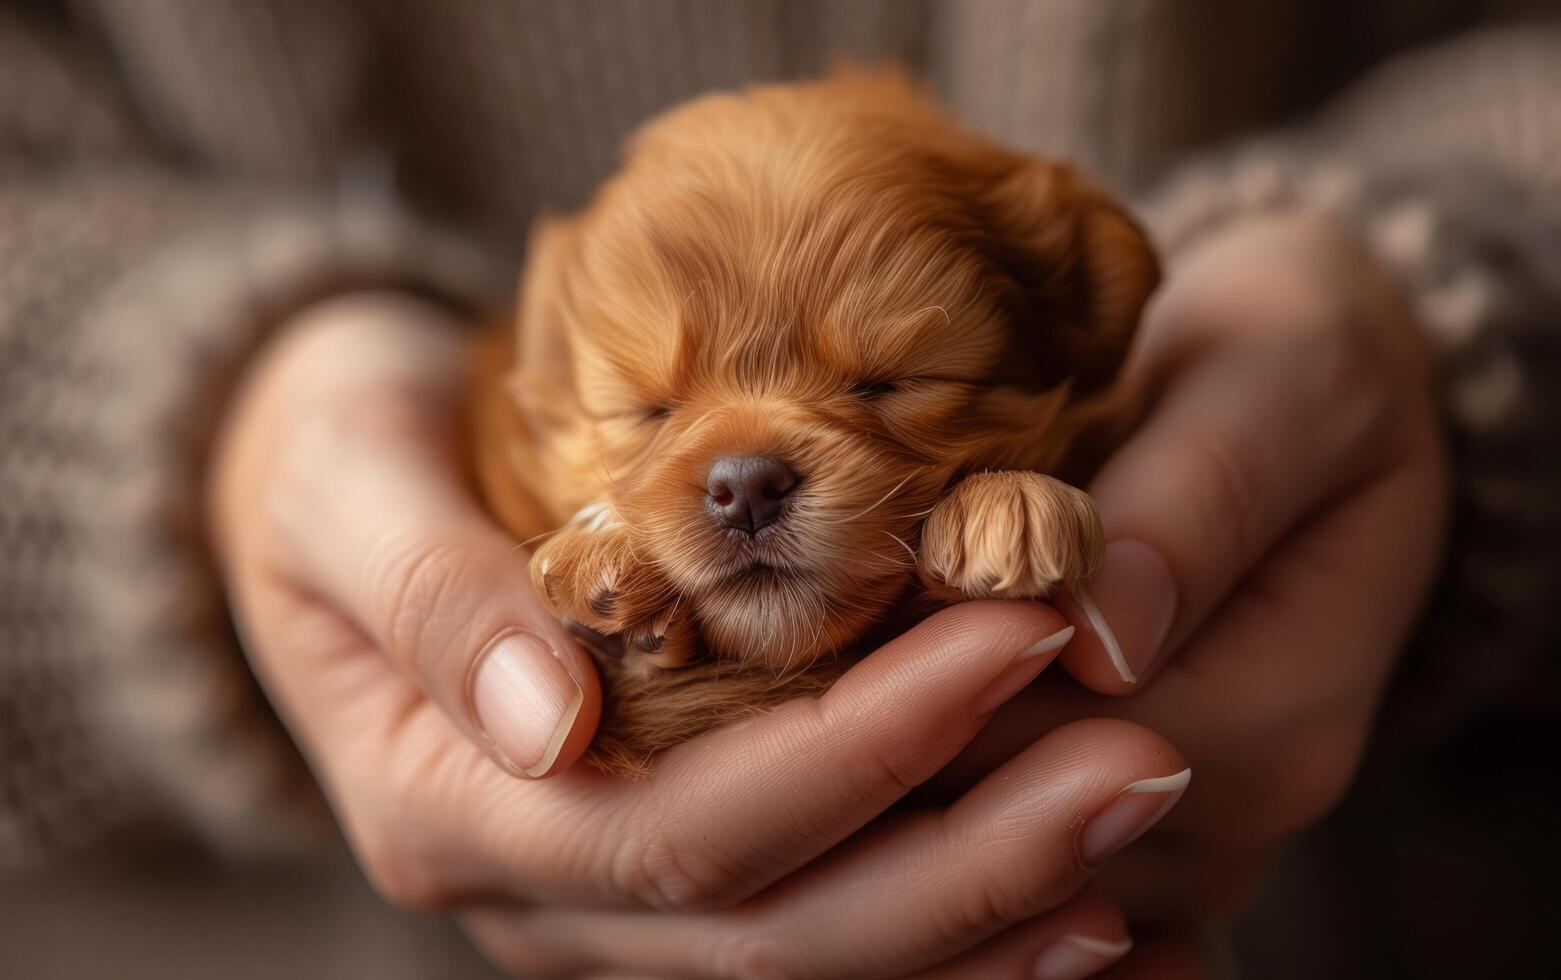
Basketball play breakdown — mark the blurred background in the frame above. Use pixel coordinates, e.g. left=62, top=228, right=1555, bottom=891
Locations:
left=3, top=0, right=1558, bottom=976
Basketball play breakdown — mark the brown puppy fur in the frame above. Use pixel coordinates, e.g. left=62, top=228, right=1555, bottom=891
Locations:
left=469, top=71, right=1159, bottom=774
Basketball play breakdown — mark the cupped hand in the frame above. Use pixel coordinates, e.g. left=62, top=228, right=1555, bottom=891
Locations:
left=209, top=293, right=1188, bottom=978
left=942, top=213, right=1449, bottom=945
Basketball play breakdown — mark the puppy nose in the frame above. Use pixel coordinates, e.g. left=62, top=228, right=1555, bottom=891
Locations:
left=706, top=456, right=797, bottom=533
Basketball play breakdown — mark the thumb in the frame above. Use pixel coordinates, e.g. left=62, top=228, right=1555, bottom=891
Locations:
left=1055, top=224, right=1410, bottom=695
left=1056, top=332, right=1381, bottom=695
left=260, top=297, right=602, bottom=778
left=316, top=489, right=604, bottom=779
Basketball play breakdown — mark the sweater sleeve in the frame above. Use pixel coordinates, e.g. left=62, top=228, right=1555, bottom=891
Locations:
left=0, top=15, right=510, bottom=866
left=0, top=170, right=511, bottom=869
left=1140, top=24, right=1561, bottom=753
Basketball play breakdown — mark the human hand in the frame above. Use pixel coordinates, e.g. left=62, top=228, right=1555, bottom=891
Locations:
left=209, top=292, right=1190, bottom=978
left=940, top=213, right=1450, bottom=963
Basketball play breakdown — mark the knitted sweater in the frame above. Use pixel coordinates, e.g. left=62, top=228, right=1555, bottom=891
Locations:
left=2, top=0, right=1558, bottom=874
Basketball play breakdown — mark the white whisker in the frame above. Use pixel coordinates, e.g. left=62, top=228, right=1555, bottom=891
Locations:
left=812, top=471, right=918, bottom=527
left=883, top=530, right=918, bottom=566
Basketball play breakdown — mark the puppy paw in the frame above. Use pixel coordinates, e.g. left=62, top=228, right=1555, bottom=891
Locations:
left=531, top=503, right=697, bottom=669
left=919, top=471, right=1103, bottom=599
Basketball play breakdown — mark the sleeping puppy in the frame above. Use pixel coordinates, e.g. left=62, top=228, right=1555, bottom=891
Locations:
left=469, top=71, right=1159, bottom=774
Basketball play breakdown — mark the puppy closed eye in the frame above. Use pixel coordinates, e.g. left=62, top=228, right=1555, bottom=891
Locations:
left=620, top=399, right=671, bottom=419
left=850, top=380, right=903, bottom=399
left=850, top=377, right=960, bottom=400
left=601, top=404, right=670, bottom=427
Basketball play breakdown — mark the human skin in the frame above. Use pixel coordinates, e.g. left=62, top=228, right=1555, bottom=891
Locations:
left=208, top=211, right=1445, bottom=978
left=938, top=212, right=1450, bottom=965
left=209, top=293, right=1182, bottom=979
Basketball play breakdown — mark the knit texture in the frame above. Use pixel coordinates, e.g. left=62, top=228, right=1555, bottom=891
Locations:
left=2, top=0, right=1559, bottom=866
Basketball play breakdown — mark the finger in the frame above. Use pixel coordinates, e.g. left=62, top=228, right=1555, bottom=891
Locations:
left=223, top=306, right=1091, bottom=912
left=283, top=431, right=602, bottom=778
left=1090, top=837, right=1280, bottom=924
left=946, top=454, right=1444, bottom=851
left=912, top=894, right=1132, bottom=980
left=1056, top=289, right=1422, bottom=693
left=467, top=897, right=1135, bottom=980
left=1096, top=939, right=1209, bottom=980
left=1127, top=458, right=1443, bottom=842
left=461, top=720, right=1188, bottom=979
left=605, top=600, right=1078, bottom=910
left=240, top=296, right=602, bottom=777
left=238, top=592, right=1080, bottom=912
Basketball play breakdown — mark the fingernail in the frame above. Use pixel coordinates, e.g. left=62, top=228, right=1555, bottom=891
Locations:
left=1034, top=934, right=1134, bottom=979
left=1076, top=540, right=1176, bottom=684
left=1076, top=768, right=1191, bottom=868
left=470, top=630, right=583, bottom=777
left=971, top=626, right=1075, bottom=717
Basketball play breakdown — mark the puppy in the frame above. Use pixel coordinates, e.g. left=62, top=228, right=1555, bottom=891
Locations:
left=469, top=71, right=1159, bottom=774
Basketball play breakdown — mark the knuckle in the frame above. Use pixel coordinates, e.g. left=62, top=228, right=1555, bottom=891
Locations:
left=969, top=854, right=1047, bottom=925
left=708, top=931, right=793, bottom=980
left=1281, top=729, right=1363, bottom=828
left=858, top=736, right=933, bottom=803
left=372, top=534, right=469, bottom=667
left=468, top=938, right=539, bottom=978
left=615, top=828, right=746, bottom=913
left=809, top=692, right=939, bottom=804
left=1189, top=429, right=1271, bottom=562
left=1313, top=314, right=1384, bottom=391
left=1248, top=716, right=1366, bottom=840
left=924, top=865, right=1028, bottom=954
left=938, top=887, right=1006, bottom=945
left=336, top=738, right=466, bottom=914
left=786, top=697, right=936, bottom=818
left=462, top=918, right=561, bottom=978
left=1305, top=323, right=1396, bottom=454
left=350, top=821, right=455, bottom=912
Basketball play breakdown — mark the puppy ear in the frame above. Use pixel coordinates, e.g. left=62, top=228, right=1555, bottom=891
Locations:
left=490, top=215, right=611, bottom=522
left=513, top=216, right=587, bottom=439
left=980, top=162, right=1160, bottom=401
left=466, top=218, right=587, bottom=537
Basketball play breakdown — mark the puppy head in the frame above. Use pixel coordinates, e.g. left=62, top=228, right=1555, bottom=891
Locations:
left=512, top=72, right=1158, bottom=667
